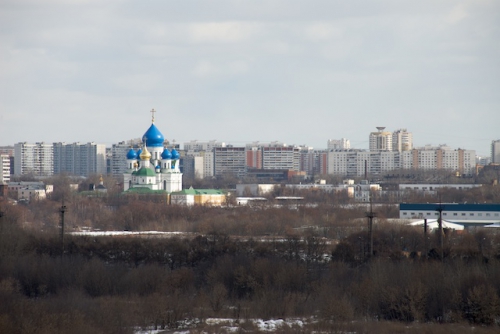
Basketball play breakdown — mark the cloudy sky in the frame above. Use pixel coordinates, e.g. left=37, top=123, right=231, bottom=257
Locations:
left=0, top=0, right=498, bottom=155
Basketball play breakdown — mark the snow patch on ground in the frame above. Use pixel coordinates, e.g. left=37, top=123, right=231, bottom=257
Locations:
left=205, top=318, right=304, bottom=332
left=134, top=328, right=167, bottom=334
left=71, top=231, right=189, bottom=236
left=134, top=318, right=306, bottom=333
left=255, top=318, right=304, bottom=331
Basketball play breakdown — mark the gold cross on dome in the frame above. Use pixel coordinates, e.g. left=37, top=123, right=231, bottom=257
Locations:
left=150, top=108, right=156, bottom=123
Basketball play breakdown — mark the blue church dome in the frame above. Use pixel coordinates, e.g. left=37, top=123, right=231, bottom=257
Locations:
left=142, top=123, right=165, bottom=147
left=136, top=149, right=142, bottom=160
left=161, top=149, right=172, bottom=159
left=171, top=149, right=180, bottom=160
left=126, top=148, right=137, bottom=159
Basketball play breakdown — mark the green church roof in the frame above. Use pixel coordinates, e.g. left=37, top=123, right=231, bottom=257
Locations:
left=124, top=187, right=166, bottom=194
left=132, top=167, right=156, bottom=177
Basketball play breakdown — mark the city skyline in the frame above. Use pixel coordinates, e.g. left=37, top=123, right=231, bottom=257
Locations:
left=2, top=127, right=496, bottom=156
left=1, top=1, right=499, bottom=155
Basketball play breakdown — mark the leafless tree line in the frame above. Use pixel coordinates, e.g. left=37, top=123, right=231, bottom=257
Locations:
left=1, top=214, right=500, bottom=332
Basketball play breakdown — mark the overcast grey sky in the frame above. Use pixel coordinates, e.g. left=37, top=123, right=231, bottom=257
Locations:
left=0, top=0, right=498, bottom=155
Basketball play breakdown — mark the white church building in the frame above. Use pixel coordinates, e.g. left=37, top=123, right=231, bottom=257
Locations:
left=123, top=110, right=182, bottom=193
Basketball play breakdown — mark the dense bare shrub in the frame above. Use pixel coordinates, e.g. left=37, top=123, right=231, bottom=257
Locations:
left=463, top=284, right=499, bottom=325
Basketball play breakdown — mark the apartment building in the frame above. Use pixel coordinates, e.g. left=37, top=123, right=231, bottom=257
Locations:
left=246, top=146, right=263, bottom=169
left=214, top=146, right=247, bottom=178
left=327, top=138, right=350, bottom=150
left=14, top=142, right=107, bottom=177
left=110, top=140, right=142, bottom=176
left=328, top=149, right=363, bottom=176
left=492, top=140, right=500, bottom=164
left=299, top=147, right=328, bottom=176
left=182, top=153, right=205, bottom=179
left=202, top=151, right=214, bottom=177
left=411, top=145, right=475, bottom=174
left=182, top=140, right=223, bottom=178
left=53, top=142, right=106, bottom=177
left=369, top=127, right=393, bottom=152
left=14, top=142, right=54, bottom=176
left=262, top=145, right=300, bottom=171
left=328, top=145, right=476, bottom=177
left=1, top=155, right=10, bottom=183
left=0, top=147, right=14, bottom=183
left=184, top=140, right=225, bottom=152
left=392, top=129, right=413, bottom=152
left=369, top=127, right=413, bottom=152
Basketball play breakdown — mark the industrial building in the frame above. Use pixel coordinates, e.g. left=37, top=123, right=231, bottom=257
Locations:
left=400, top=203, right=500, bottom=226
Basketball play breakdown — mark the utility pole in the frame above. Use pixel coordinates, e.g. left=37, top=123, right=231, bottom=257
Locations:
left=436, top=204, right=444, bottom=261
left=60, top=199, right=67, bottom=255
left=423, top=218, right=428, bottom=259
left=0, top=206, right=4, bottom=235
left=365, top=196, right=377, bottom=259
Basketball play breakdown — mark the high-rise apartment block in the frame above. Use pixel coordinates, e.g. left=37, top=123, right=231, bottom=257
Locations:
left=262, top=145, right=300, bottom=171
left=14, top=142, right=54, bottom=176
left=182, top=151, right=211, bottom=179
left=0, top=146, right=14, bottom=156
left=328, top=145, right=475, bottom=177
left=392, top=129, right=413, bottom=152
left=184, top=140, right=225, bottom=152
left=246, top=146, right=263, bottom=169
left=214, top=146, right=247, bottom=178
left=14, top=141, right=107, bottom=177
left=53, top=142, right=106, bottom=177
left=182, top=155, right=205, bottom=180
left=1, top=155, right=10, bottom=183
left=299, top=146, right=327, bottom=176
left=492, top=140, right=500, bottom=164
left=182, top=140, right=223, bottom=178
left=0, top=146, right=14, bottom=183
left=110, top=140, right=142, bottom=176
left=369, top=127, right=413, bottom=152
left=202, top=151, right=214, bottom=178
left=245, top=141, right=300, bottom=171
left=369, top=127, right=393, bottom=152
left=327, top=138, right=350, bottom=150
